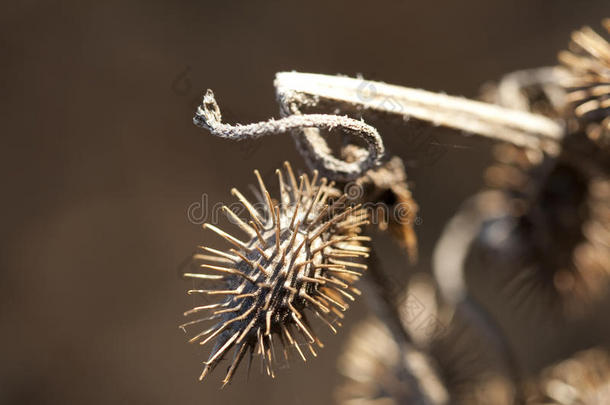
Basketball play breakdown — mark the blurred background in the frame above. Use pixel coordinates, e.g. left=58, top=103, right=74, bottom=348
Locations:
left=1, top=1, right=608, bottom=404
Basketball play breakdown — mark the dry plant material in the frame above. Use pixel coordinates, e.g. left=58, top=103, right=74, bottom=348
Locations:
left=343, top=151, right=419, bottom=263
left=194, top=89, right=385, bottom=182
left=435, top=45, right=610, bottom=319
left=275, top=71, right=564, bottom=155
left=560, top=19, right=610, bottom=146
left=528, top=348, right=610, bottom=404
left=336, top=300, right=516, bottom=405
left=336, top=317, right=449, bottom=405
left=181, top=162, right=369, bottom=385
left=185, top=18, right=610, bottom=405
left=480, top=138, right=610, bottom=318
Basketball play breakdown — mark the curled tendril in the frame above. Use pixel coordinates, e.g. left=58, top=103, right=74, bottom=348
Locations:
left=193, top=89, right=385, bottom=181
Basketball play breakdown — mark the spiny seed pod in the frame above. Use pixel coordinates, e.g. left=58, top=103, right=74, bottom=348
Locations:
left=559, top=19, right=610, bottom=146
left=181, top=162, right=370, bottom=386
left=528, top=348, right=610, bottom=404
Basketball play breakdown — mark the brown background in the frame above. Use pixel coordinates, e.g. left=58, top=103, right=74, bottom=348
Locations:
left=1, top=1, right=607, bottom=404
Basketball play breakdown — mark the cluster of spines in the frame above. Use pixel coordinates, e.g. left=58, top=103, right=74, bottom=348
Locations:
left=180, top=162, right=370, bottom=386
left=559, top=19, right=610, bottom=144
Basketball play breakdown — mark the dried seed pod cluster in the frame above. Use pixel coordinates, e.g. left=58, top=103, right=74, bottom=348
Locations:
left=560, top=19, right=610, bottom=146
left=181, top=162, right=370, bottom=385
left=477, top=96, right=610, bottom=318
left=460, top=31, right=610, bottom=318
left=529, top=348, right=610, bottom=404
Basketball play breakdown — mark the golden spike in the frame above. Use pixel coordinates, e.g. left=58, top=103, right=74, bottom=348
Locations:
left=291, top=312, right=315, bottom=343
left=302, top=177, right=326, bottom=223
left=292, top=238, right=307, bottom=259
left=205, top=331, right=240, bottom=365
left=248, top=220, right=268, bottom=249
left=274, top=205, right=281, bottom=253
left=300, top=291, right=331, bottom=313
left=318, top=276, right=348, bottom=289
left=198, top=246, right=240, bottom=262
left=222, top=205, right=256, bottom=238
left=318, top=289, right=348, bottom=311
left=328, top=258, right=368, bottom=269
left=231, top=188, right=264, bottom=228
left=236, top=316, right=258, bottom=343
left=284, top=221, right=301, bottom=258
left=302, top=173, right=311, bottom=195
left=188, top=289, right=244, bottom=296
left=310, top=235, right=350, bottom=255
left=283, top=283, right=297, bottom=293
left=192, top=253, right=233, bottom=264
left=183, top=273, right=224, bottom=280
left=288, top=301, right=301, bottom=318
left=198, top=305, right=256, bottom=346
left=200, top=263, right=256, bottom=283
left=308, top=344, right=317, bottom=357
left=253, top=169, right=275, bottom=222
left=348, top=286, right=362, bottom=295
left=183, top=303, right=226, bottom=316
left=276, top=169, right=291, bottom=211
left=300, top=276, right=325, bottom=284
left=283, top=161, right=299, bottom=201
left=257, top=329, right=271, bottom=376
left=304, top=203, right=330, bottom=232
left=327, top=249, right=369, bottom=258
left=310, top=170, right=319, bottom=190
left=333, top=243, right=371, bottom=253
left=203, top=223, right=251, bottom=251
left=229, top=248, right=256, bottom=267
left=213, top=302, right=242, bottom=315
left=199, top=365, right=211, bottom=381
left=288, top=177, right=304, bottom=230
left=265, top=191, right=276, bottom=226
left=308, top=206, right=357, bottom=242
left=255, top=246, right=270, bottom=261
left=253, top=169, right=268, bottom=194
left=318, top=181, right=335, bottom=207
left=283, top=324, right=307, bottom=362
left=228, top=248, right=269, bottom=277
left=234, top=292, right=257, bottom=299
left=338, top=219, right=370, bottom=230
left=265, top=310, right=274, bottom=335
left=178, top=316, right=219, bottom=331
left=312, top=310, right=338, bottom=334
left=222, top=343, right=248, bottom=387
left=323, top=266, right=362, bottom=276
left=331, top=286, right=357, bottom=301
left=189, top=324, right=222, bottom=344
left=314, top=263, right=345, bottom=269
left=330, top=306, right=345, bottom=319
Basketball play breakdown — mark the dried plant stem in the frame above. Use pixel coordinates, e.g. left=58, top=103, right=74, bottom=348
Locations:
left=362, top=246, right=413, bottom=345
left=275, top=72, right=564, bottom=154
left=361, top=247, right=439, bottom=405
left=194, top=89, right=385, bottom=181
left=432, top=191, right=525, bottom=403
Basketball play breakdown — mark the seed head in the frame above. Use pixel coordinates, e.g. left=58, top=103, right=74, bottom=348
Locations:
left=181, top=162, right=370, bottom=386
left=559, top=19, right=610, bottom=146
